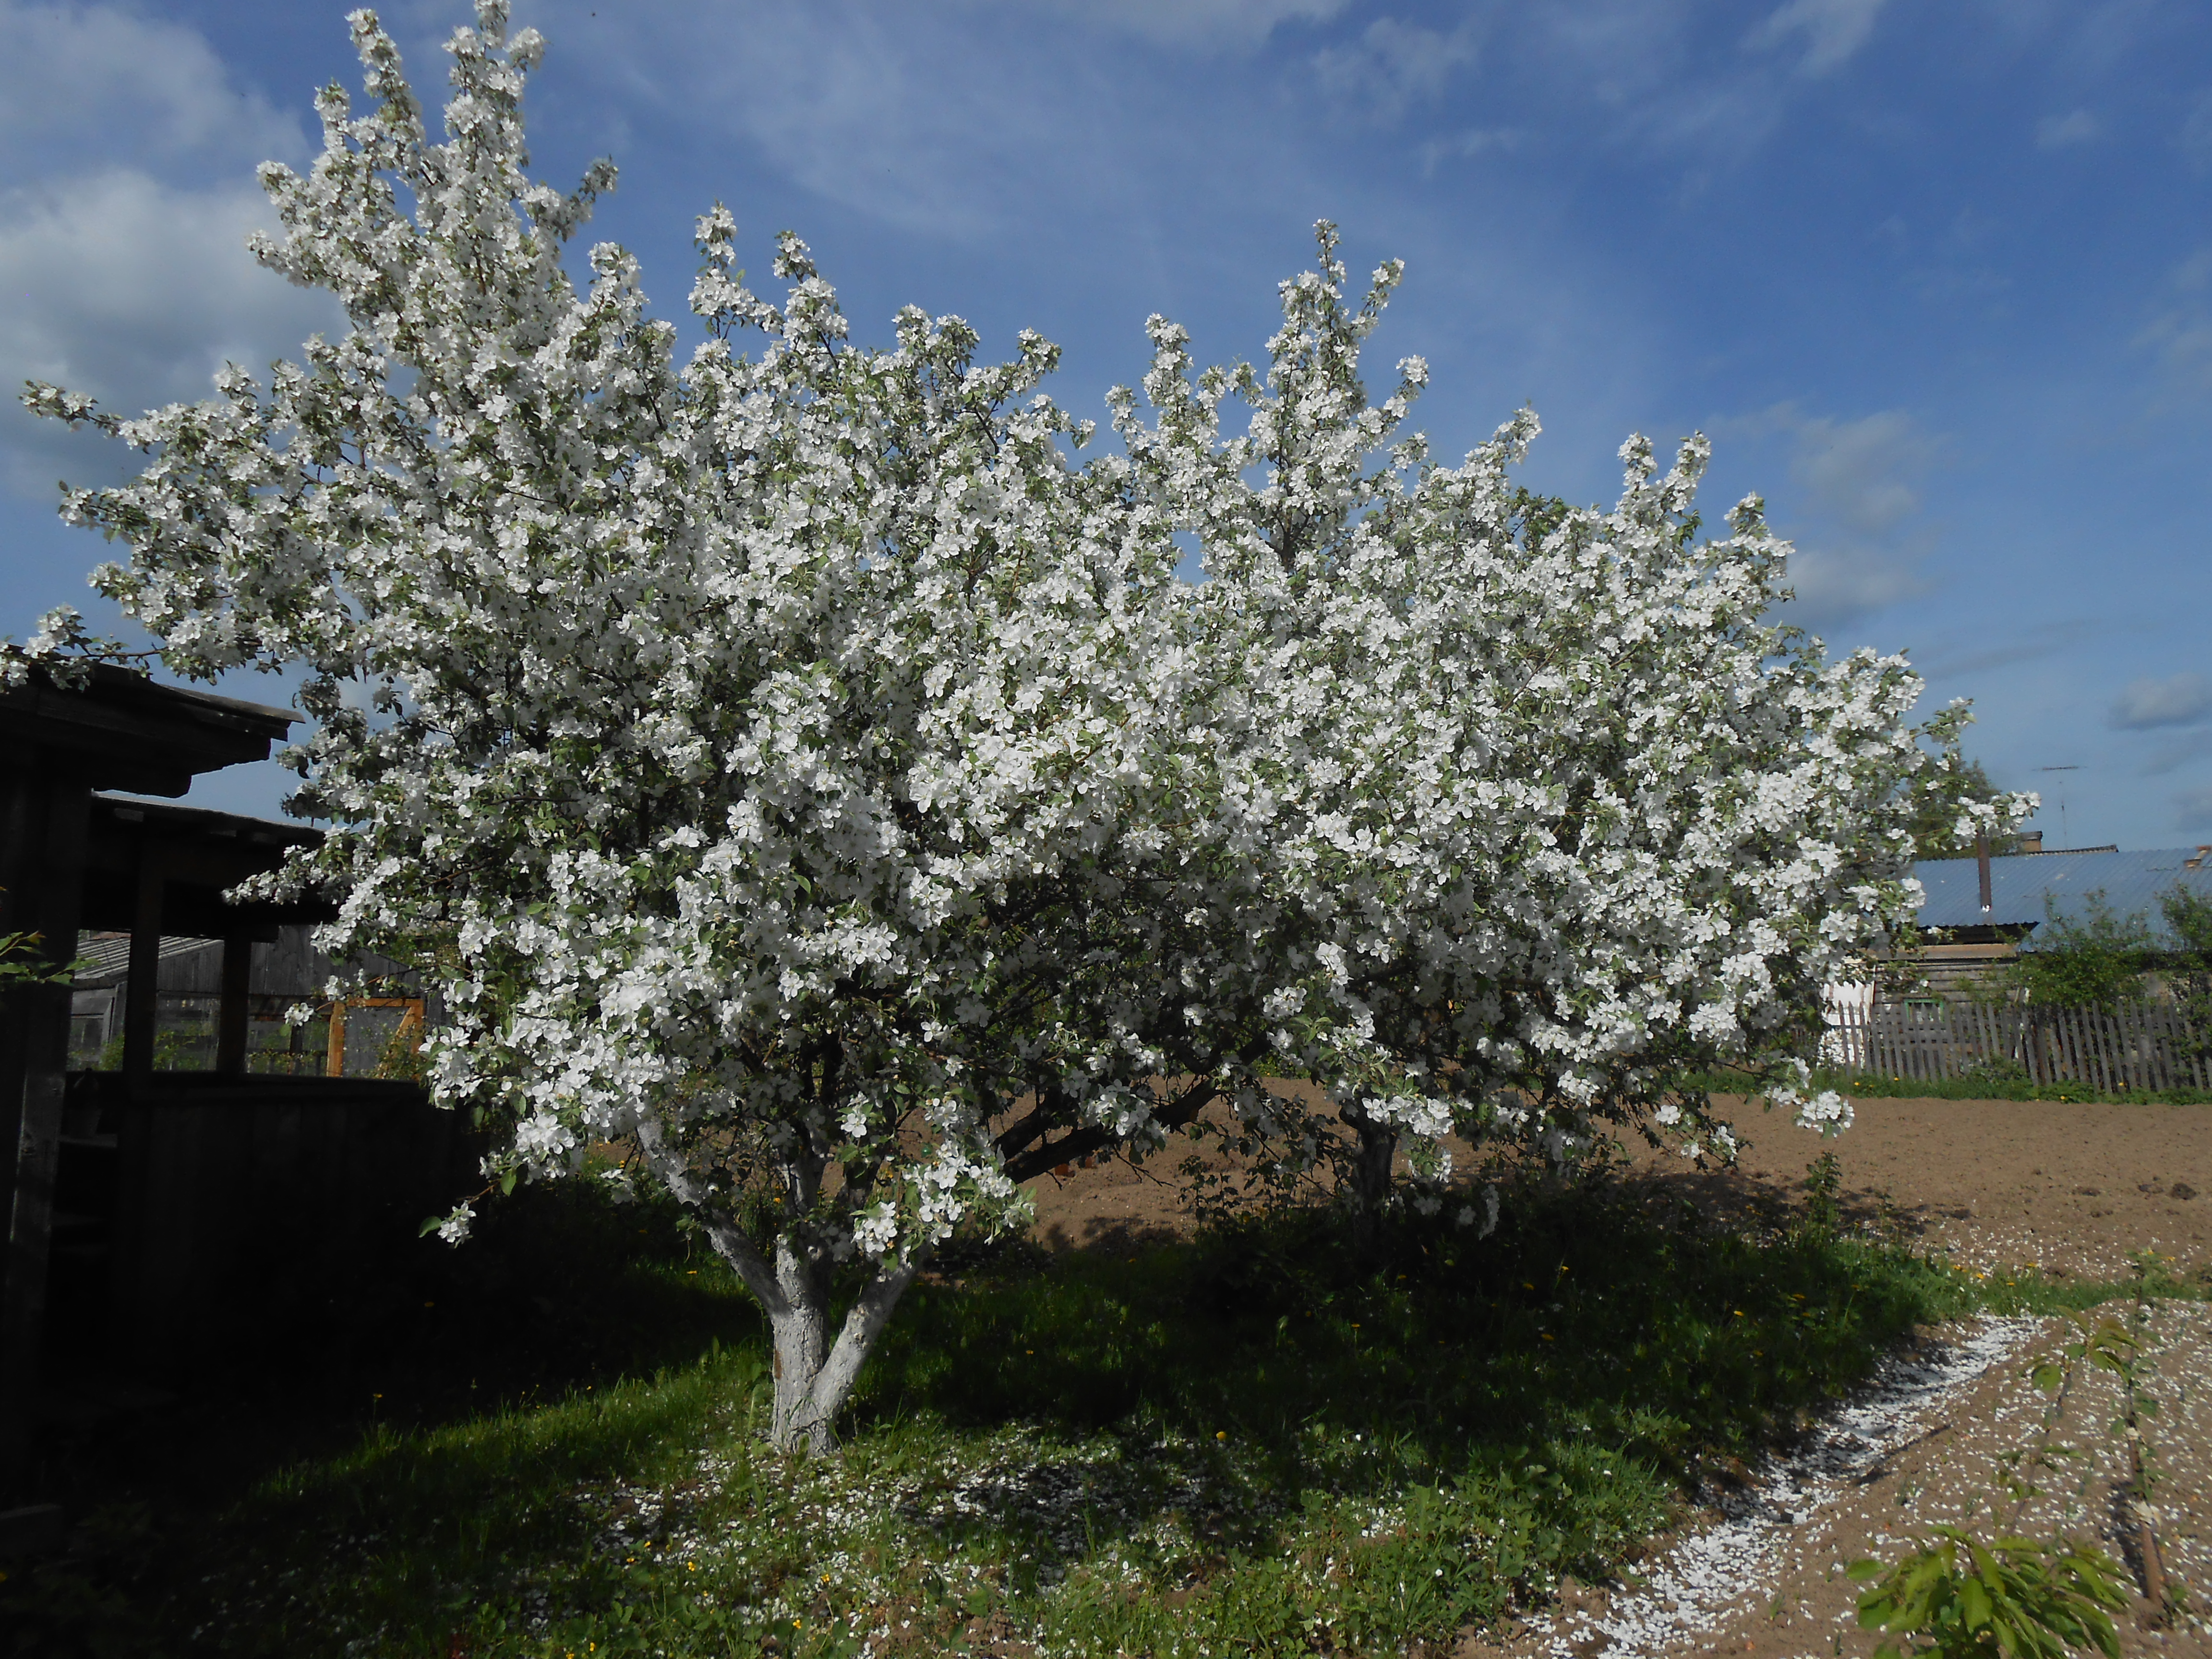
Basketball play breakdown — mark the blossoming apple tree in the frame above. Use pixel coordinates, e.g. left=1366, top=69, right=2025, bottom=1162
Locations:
left=23, top=3, right=2022, bottom=1447
left=1096, top=231, right=2030, bottom=1226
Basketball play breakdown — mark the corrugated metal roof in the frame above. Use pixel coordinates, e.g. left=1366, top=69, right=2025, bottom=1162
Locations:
left=1915, top=846, right=2212, bottom=945
left=72, top=933, right=221, bottom=987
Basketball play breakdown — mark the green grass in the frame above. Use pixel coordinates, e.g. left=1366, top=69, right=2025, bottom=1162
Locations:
left=4, top=1174, right=2200, bottom=1659
left=1673, top=1067, right=2212, bottom=1106
left=1814, top=1070, right=2212, bottom=1106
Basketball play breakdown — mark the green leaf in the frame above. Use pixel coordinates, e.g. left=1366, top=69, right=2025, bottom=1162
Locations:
left=1958, top=1575, right=1993, bottom=1630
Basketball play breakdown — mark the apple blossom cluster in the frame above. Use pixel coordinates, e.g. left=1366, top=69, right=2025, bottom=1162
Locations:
left=0, top=602, right=145, bottom=690
left=23, top=2, right=2024, bottom=1447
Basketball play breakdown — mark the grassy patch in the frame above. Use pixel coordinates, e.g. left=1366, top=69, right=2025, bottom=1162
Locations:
left=3, top=1173, right=2191, bottom=1659
left=1816, top=1070, right=2212, bottom=1106
left=1937, top=1255, right=2212, bottom=1318
left=1674, top=1067, right=2212, bottom=1106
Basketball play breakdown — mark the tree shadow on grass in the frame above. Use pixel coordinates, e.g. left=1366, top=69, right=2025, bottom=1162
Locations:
left=5, top=1171, right=1969, bottom=1659
left=857, top=1170, right=1962, bottom=1536
left=6, top=1178, right=769, bottom=1659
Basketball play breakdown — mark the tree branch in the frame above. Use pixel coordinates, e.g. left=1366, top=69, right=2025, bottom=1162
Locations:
left=999, top=1073, right=1225, bottom=1185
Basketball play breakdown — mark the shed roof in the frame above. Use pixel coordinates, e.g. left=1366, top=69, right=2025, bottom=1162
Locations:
left=0, top=663, right=293, bottom=795
left=1915, top=846, right=2212, bottom=946
left=79, top=793, right=332, bottom=936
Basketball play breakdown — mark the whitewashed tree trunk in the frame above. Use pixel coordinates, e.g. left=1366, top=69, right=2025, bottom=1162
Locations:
left=641, top=1121, right=933, bottom=1454
left=748, top=1230, right=932, bottom=1454
left=766, top=1240, right=832, bottom=1452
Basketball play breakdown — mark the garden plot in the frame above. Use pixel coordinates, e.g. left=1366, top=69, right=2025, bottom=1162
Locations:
left=1473, top=1303, right=2212, bottom=1659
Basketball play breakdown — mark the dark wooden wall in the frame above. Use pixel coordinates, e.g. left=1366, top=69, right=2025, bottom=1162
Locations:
left=56, top=1073, right=481, bottom=1362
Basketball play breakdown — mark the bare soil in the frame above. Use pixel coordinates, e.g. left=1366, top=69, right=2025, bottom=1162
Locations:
left=1025, top=1092, right=2212, bottom=1285
left=1022, top=1091, right=2212, bottom=1656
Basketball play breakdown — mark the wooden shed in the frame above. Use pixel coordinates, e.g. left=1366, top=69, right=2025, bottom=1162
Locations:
left=0, top=668, right=471, bottom=1496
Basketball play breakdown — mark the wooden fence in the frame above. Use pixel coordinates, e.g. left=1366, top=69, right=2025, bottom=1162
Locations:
left=1824, top=999, right=2210, bottom=1092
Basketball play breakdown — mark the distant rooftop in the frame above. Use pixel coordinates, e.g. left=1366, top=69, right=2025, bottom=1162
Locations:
left=1915, top=845, right=2212, bottom=946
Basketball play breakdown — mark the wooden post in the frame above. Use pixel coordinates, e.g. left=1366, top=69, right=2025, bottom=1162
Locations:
left=121, top=849, right=166, bottom=1081
left=215, top=933, right=252, bottom=1076
left=0, top=768, right=91, bottom=1494
left=325, top=999, right=347, bottom=1079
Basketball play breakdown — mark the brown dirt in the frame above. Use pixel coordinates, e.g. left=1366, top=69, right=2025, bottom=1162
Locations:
left=1024, top=1092, right=2212, bottom=1285
left=1631, top=1095, right=2212, bottom=1285
left=1019, top=1091, right=2212, bottom=1656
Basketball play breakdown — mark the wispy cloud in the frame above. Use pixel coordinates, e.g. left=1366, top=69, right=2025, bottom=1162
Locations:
left=2180, top=87, right=2212, bottom=171
left=1314, top=16, right=1480, bottom=125
left=2035, top=108, right=2101, bottom=150
left=2141, top=731, right=2212, bottom=777
left=537, top=1, right=1110, bottom=240
left=2138, top=246, right=2212, bottom=394
left=2175, top=785, right=2212, bottom=831
left=1489, top=1, right=1789, bottom=159
left=1909, top=619, right=2101, bottom=683
left=1743, top=0, right=1890, bottom=78
left=1727, top=402, right=1943, bottom=630
left=2112, top=670, right=2212, bottom=730
left=519, top=0, right=1354, bottom=245
left=1418, top=126, right=1523, bottom=176
left=1056, top=0, right=1348, bottom=49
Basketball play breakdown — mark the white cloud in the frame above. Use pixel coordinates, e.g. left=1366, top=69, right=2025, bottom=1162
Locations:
left=0, top=3, right=332, bottom=503
left=1061, top=0, right=1348, bottom=48
left=1774, top=542, right=1926, bottom=624
left=0, top=0, right=301, bottom=181
left=1743, top=0, right=1889, bottom=77
left=1314, top=16, right=1480, bottom=125
left=2035, top=108, right=2101, bottom=150
left=2112, top=671, right=2212, bottom=731
left=0, top=171, right=339, bottom=496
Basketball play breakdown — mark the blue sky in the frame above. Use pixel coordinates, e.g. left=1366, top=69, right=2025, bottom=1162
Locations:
left=4, top=0, right=2210, bottom=849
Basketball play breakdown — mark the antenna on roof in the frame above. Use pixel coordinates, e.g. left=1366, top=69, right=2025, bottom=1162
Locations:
left=2035, top=765, right=2080, bottom=851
